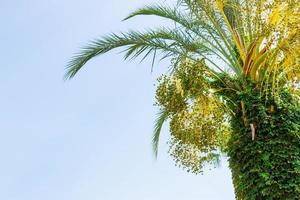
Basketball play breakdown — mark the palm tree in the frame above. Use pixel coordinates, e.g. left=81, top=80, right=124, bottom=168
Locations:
left=66, top=0, right=300, bottom=199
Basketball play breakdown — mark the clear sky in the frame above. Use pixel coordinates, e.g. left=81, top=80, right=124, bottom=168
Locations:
left=0, top=0, right=234, bottom=199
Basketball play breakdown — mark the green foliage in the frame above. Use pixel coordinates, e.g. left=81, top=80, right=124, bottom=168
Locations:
left=65, top=28, right=201, bottom=79
left=153, top=108, right=169, bottom=158
left=227, top=84, right=300, bottom=199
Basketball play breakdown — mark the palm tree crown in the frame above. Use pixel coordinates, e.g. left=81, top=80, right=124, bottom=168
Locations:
left=66, top=0, right=300, bottom=173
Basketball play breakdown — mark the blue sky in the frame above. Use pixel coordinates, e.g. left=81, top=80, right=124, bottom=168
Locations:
left=0, top=0, right=234, bottom=199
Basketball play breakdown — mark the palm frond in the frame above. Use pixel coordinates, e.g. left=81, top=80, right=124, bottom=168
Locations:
left=65, top=29, right=197, bottom=79
left=124, top=4, right=191, bottom=28
left=66, top=27, right=228, bottom=79
left=124, top=4, right=239, bottom=72
left=152, top=108, right=169, bottom=159
left=124, top=3, right=223, bottom=44
left=180, top=0, right=244, bottom=74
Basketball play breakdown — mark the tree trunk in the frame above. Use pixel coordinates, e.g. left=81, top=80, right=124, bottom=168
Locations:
left=227, top=91, right=300, bottom=199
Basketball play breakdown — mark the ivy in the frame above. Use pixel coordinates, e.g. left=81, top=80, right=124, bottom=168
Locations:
left=227, top=83, right=300, bottom=199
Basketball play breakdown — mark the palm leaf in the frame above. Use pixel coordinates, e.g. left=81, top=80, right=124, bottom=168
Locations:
left=124, top=4, right=238, bottom=72
left=152, top=108, right=169, bottom=158
left=65, top=29, right=198, bottom=79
